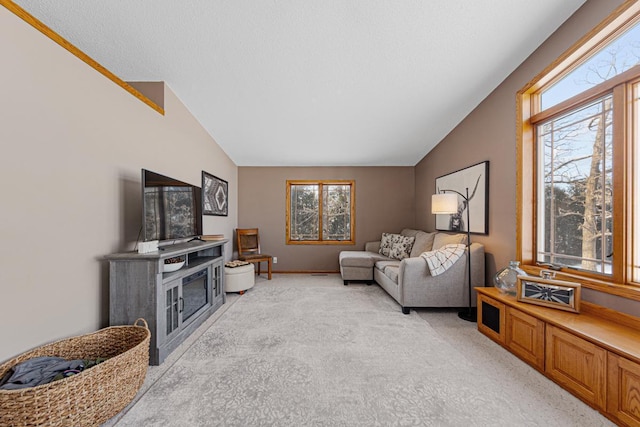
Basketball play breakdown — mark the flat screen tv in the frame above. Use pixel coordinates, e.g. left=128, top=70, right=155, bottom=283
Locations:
left=142, top=169, right=203, bottom=242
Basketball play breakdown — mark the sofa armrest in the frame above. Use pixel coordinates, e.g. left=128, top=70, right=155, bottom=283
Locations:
left=365, top=241, right=381, bottom=253
left=469, top=243, right=485, bottom=286
left=396, top=242, right=485, bottom=307
left=400, top=257, right=441, bottom=284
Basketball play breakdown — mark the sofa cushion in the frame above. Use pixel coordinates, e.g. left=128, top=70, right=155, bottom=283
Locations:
left=384, top=265, right=400, bottom=283
left=365, top=241, right=381, bottom=253
left=432, top=233, right=467, bottom=250
left=339, top=251, right=379, bottom=268
left=375, top=260, right=400, bottom=271
left=379, top=233, right=415, bottom=260
left=400, top=229, right=421, bottom=239
left=401, top=229, right=437, bottom=258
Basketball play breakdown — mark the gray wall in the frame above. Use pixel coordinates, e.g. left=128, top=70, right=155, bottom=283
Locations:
left=238, top=167, right=415, bottom=272
left=0, top=8, right=237, bottom=362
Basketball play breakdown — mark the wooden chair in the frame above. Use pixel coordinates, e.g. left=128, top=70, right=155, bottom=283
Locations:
left=236, top=228, right=272, bottom=280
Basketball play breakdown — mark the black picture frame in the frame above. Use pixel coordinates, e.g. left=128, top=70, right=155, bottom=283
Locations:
left=202, top=171, right=228, bottom=216
left=435, top=160, right=489, bottom=235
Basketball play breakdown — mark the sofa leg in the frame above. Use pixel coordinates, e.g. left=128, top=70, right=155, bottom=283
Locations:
left=366, top=281, right=373, bottom=286
left=402, top=307, right=410, bottom=315
left=343, top=280, right=348, bottom=286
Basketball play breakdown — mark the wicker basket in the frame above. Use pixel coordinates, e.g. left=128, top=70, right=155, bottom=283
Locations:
left=0, top=319, right=150, bottom=427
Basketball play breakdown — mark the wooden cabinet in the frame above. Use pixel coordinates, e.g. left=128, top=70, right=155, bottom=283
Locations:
left=478, top=293, right=505, bottom=345
left=106, top=240, right=227, bottom=365
left=479, top=294, right=545, bottom=371
left=546, top=325, right=606, bottom=410
left=506, top=307, right=545, bottom=372
left=608, top=353, right=640, bottom=426
left=476, top=287, right=640, bottom=426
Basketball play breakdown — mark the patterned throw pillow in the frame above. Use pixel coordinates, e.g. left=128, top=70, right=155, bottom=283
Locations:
left=379, top=233, right=415, bottom=260
left=389, top=236, right=415, bottom=260
left=379, top=233, right=395, bottom=257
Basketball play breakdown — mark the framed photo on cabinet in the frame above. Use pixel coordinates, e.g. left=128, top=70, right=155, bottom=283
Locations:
left=516, top=275, right=581, bottom=313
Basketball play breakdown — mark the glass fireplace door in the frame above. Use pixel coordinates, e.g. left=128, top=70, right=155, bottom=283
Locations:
left=181, top=268, right=209, bottom=324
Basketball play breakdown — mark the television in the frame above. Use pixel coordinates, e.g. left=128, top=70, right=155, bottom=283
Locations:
left=142, top=169, right=203, bottom=242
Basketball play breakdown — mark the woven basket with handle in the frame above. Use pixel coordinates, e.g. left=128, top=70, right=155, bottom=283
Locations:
left=0, top=318, right=150, bottom=427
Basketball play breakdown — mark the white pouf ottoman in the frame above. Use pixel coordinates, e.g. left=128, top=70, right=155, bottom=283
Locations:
left=225, top=263, right=255, bottom=294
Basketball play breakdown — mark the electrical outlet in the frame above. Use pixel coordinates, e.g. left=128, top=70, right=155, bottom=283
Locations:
left=273, top=257, right=278, bottom=264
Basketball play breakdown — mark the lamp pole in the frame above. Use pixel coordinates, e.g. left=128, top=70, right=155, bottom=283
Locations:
left=438, top=187, right=475, bottom=322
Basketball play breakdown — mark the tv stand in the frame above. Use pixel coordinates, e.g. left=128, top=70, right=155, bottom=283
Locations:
left=105, top=239, right=227, bottom=365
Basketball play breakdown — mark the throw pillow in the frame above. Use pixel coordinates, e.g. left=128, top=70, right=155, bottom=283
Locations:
left=388, top=235, right=415, bottom=260
left=379, top=233, right=415, bottom=260
left=379, top=233, right=394, bottom=257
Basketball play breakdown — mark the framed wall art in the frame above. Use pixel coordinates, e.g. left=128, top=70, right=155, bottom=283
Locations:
left=435, top=161, right=489, bottom=234
left=516, top=274, right=581, bottom=313
left=202, top=171, right=228, bottom=216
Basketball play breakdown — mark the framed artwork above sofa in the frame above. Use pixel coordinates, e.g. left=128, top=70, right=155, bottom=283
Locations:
left=435, top=161, right=489, bottom=235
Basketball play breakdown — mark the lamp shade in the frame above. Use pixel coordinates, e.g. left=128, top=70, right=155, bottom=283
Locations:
left=431, top=193, right=458, bottom=214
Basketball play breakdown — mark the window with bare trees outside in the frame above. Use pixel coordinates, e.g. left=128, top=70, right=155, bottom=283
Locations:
left=536, top=94, right=613, bottom=275
left=286, top=180, right=355, bottom=245
left=518, top=3, right=640, bottom=299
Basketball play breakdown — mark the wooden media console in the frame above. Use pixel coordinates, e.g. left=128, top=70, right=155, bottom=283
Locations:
left=476, top=287, right=640, bottom=426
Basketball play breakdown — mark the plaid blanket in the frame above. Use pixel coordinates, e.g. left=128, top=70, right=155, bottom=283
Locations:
left=420, top=244, right=466, bottom=276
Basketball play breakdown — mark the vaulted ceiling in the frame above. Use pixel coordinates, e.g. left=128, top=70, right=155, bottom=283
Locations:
left=14, top=1, right=587, bottom=166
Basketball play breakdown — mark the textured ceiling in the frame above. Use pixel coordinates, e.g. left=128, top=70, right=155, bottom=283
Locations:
left=14, top=0, right=587, bottom=166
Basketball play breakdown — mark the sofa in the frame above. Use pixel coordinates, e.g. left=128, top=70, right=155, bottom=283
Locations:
left=339, top=229, right=485, bottom=314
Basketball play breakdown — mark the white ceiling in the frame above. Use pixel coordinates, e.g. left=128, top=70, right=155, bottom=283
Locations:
left=14, top=0, right=587, bottom=166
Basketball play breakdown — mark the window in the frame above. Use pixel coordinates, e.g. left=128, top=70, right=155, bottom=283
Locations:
left=536, top=94, right=613, bottom=275
left=540, top=20, right=640, bottom=110
left=518, top=3, right=640, bottom=299
left=286, top=180, right=355, bottom=245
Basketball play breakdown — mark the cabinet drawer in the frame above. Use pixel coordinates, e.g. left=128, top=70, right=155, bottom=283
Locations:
left=478, top=293, right=506, bottom=345
left=608, top=352, right=640, bottom=426
left=546, top=325, right=606, bottom=410
left=506, top=307, right=545, bottom=371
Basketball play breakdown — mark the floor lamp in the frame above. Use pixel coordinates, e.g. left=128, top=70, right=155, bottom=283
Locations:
left=431, top=189, right=476, bottom=322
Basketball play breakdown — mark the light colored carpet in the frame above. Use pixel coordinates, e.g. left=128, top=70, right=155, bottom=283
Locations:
left=106, top=274, right=613, bottom=426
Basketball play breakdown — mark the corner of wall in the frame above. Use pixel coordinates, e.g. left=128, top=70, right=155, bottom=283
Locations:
left=127, top=81, right=165, bottom=109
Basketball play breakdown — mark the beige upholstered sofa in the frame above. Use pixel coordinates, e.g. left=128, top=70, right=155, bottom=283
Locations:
left=339, top=229, right=485, bottom=314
